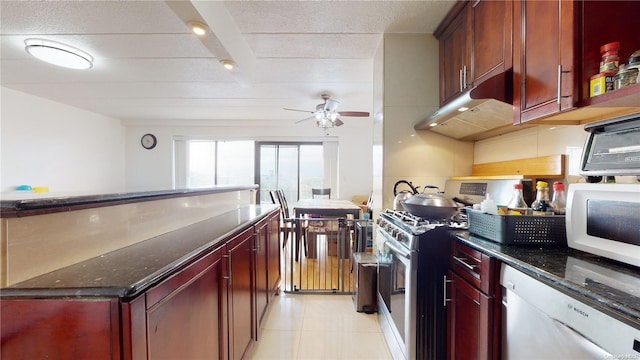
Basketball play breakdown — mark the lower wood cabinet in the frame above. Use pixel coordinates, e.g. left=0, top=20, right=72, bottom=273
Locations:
left=227, top=227, right=255, bottom=360
left=1, top=298, right=121, bottom=359
left=0, top=208, right=281, bottom=360
left=447, top=241, right=500, bottom=360
left=254, top=211, right=281, bottom=341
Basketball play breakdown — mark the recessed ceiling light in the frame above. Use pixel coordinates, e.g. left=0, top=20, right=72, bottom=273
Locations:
left=24, top=38, right=93, bottom=70
left=457, top=106, right=469, bottom=112
left=429, top=122, right=438, bottom=127
left=188, top=21, right=208, bottom=36
left=221, top=60, right=235, bottom=70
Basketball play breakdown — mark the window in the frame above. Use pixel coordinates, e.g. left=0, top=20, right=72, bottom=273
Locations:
left=256, top=142, right=323, bottom=203
left=174, top=138, right=334, bottom=204
left=174, top=139, right=254, bottom=188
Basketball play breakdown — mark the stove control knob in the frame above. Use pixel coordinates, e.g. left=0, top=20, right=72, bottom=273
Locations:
left=390, top=228, right=398, bottom=237
left=396, top=233, right=405, bottom=242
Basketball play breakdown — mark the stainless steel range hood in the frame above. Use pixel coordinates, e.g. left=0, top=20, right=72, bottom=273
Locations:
left=415, top=71, right=515, bottom=141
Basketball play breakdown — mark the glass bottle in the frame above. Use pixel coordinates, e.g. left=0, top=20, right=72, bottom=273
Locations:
left=507, top=183, right=529, bottom=215
left=551, top=181, right=566, bottom=215
left=531, top=181, right=552, bottom=215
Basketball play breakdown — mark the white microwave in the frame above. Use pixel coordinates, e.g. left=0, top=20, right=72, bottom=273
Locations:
left=566, top=183, right=640, bottom=268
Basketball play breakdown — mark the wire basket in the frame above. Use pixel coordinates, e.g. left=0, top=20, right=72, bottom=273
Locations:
left=467, top=209, right=567, bottom=246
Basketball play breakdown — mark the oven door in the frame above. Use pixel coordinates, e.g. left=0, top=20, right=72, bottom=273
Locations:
left=376, top=228, right=417, bottom=360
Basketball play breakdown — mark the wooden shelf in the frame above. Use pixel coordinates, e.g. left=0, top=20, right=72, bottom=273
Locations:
left=528, top=83, right=640, bottom=126
left=581, top=82, right=640, bottom=108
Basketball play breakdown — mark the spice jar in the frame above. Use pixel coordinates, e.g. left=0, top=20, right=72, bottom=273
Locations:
left=613, top=64, right=639, bottom=90
left=600, top=42, right=620, bottom=75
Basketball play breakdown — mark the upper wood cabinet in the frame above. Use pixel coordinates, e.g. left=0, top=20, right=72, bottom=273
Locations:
left=470, top=0, right=512, bottom=86
left=437, top=2, right=469, bottom=105
left=436, top=0, right=513, bottom=107
left=514, top=0, right=640, bottom=125
left=512, top=0, right=578, bottom=124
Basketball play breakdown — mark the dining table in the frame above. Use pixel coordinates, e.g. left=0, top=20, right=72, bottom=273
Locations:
left=290, top=198, right=363, bottom=261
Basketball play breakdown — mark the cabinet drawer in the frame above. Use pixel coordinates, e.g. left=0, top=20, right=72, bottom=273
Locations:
left=450, top=241, right=496, bottom=295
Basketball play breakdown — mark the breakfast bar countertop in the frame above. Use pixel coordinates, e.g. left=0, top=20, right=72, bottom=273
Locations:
left=0, top=204, right=278, bottom=299
left=0, top=185, right=258, bottom=218
left=455, top=231, right=640, bottom=329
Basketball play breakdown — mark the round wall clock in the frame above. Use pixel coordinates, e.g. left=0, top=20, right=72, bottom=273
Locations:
left=141, top=133, right=157, bottom=150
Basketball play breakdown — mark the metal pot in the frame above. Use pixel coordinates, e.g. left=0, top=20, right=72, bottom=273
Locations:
left=401, top=185, right=459, bottom=219
left=393, top=180, right=418, bottom=210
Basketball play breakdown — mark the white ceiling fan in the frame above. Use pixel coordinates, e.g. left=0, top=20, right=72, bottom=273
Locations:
left=284, top=94, right=370, bottom=130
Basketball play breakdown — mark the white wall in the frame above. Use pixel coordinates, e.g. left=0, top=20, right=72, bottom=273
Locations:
left=124, top=119, right=374, bottom=200
left=474, top=125, right=589, bottom=183
left=1, top=87, right=126, bottom=195
left=381, top=34, right=474, bottom=209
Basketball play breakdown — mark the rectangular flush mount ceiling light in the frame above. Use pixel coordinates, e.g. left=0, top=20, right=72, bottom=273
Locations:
left=24, top=38, right=93, bottom=70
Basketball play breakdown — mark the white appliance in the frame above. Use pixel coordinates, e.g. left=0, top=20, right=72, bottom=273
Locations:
left=501, top=264, right=640, bottom=358
left=566, top=183, right=640, bottom=267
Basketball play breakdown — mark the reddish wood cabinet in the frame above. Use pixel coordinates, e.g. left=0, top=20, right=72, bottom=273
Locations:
left=227, top=227, right=255, bottom=360
left=254, top=211, right=281, bottom=340
left=447, top=241, right=500, bottom=360
left=437, top=2, right=469, bottom=105
left=436, top=0, right=513, bottom=106
left=1, top=299, right=121, bottom=359
left=0, top=208, right=281, bottom=360
left=512, top=0, right=577, bottom=124
left=144, top=245, right=228, bottom=360
left=513, top=0, right=640, bottom=124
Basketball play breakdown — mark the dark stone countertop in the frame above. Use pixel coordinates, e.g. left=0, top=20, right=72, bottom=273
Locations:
left=0, top=205, right=278, bottom=299
left=455, top=231, right=640, bottom=328
left=0, top=185, right=258, bottom=218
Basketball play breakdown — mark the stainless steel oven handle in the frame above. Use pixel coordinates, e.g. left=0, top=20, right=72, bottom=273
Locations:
left=384, top=240, right=411, bottom=259
left=444, top=275, right=453, bottom=307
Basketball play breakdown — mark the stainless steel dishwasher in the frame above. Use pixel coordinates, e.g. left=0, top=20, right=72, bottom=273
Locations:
left=500, top=264, right=640, bottom=359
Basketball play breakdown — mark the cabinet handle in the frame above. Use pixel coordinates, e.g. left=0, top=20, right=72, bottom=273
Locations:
left=557, top=65, right=571, bottom=104
left=459, top=68, right=464, bottom=92
left=463, top=65, right=468, bottom=89
left=453, top=256, right=476, bottom=271
left=224, top=253, right=232, bottom=284
left=443, top=275, right=453, bottom=307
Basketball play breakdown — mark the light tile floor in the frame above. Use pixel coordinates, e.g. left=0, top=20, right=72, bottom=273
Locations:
left=247, top=292, right=394, bottom=359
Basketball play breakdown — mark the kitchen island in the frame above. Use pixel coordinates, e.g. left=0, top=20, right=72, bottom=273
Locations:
left=1, top=186, right=282, bottom=360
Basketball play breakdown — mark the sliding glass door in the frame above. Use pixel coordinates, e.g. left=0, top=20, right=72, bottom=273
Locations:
left=257, top=142, right=323, bottom=204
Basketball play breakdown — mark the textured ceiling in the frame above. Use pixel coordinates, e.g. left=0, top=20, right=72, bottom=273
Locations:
left=0, top=0, right=455, bottom=126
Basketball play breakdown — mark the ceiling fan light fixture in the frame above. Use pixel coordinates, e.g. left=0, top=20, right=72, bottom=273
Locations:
left=24, top=38, right=93, bottom=70
left=188, top=21, right=208, bottom=36
left=220, top=60, right=235, bottom=70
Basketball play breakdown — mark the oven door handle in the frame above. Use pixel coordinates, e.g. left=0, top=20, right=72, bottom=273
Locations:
left=384, top=240, right=411, bottom=259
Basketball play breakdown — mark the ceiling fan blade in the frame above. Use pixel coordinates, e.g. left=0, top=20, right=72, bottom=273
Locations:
left=334, top=118, right=344, bottom=127
left=295, top=115, right=317, bottom=124
left=284, top=107, right=314, bottom=113
left=324, top=98, right=340, bottom=112
left=338, top=111, right=370, bottom=117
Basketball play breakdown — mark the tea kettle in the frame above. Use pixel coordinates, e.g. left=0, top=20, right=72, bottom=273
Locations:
left=393, top=180, right=418, bottom=210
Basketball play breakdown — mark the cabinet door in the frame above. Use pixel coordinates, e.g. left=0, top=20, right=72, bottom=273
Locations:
left=254, top=217, right=269, bottom=338
left=447, top=270, right=494, bottom=360
left=0, top=299, right=120, bottom=360
left=470, top=0, right=512, bottom=86
left=267, top=210, right=281, bottom=296
left=513, top=0, right=577, bottom=124
left=438, top=4, right=470, bottom=105
left=145, top=246, right=227, bottom=360
left=228, top=227, right=255, bottom=360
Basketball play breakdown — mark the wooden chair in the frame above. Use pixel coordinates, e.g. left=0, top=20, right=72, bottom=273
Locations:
left=312, top=188, right=331, bottom=198
left=274, top=190, right=307, bottom=261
